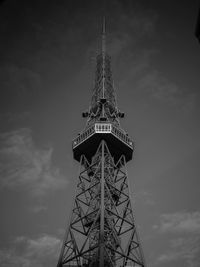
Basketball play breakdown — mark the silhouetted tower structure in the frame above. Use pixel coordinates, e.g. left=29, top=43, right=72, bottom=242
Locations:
left=57, top=19, right=146, bottom=267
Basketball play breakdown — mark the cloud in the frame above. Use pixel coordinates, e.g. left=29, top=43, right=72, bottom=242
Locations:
left=107, top=12, right=157, bottom=58
left=92, top=3, right=195, bottom=113
left=135, top=190, right=155, bottom=206
left=0, top=64, right=41, bottom=96
left=154, top=211, right=200, bottom=234
left=31, top=205, right=47, bottom=213
left=138, top=70, right=179, bottom=101
left=137, top=69, right=195, bottom=107
left=84, top=1, right=158, bottom=63
left=0, top=234, right=61, bottom=267
left=108, top=29, right=196, bottom=113
left=0, top=128, right=68, bottom=196
left=152, top=211, right=200, bottom=266
left=156, top=236, right=200, bottom=267
left=0, top=112, right=30, bottom=124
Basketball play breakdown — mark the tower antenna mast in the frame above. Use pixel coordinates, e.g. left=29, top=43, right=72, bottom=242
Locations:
left=102, top=16, right=106, bottom=99
left=57, top=19, right=146, bottom=267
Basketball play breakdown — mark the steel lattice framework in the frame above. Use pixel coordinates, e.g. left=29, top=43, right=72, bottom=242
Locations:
left=57, top=19, right=146, bottom=267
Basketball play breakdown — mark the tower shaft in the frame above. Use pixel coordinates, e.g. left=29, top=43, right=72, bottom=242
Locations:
left=57, top=141, right=145, bottom=267
left=100, top=141, right=105, bottom=267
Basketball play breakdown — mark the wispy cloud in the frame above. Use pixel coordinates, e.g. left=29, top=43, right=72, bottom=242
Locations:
left=138, top=70, right=179, bottom=101
left=135, top=190, right=155, bottom=206
left=0, top=234, right=61, bottom=267
left=0, top=64, right=41, bottom=96
left=153, top=211, right=200, bottom=266
left=31, top=205, right=48, bottom=213
left=0, top=112, right=30, bottom=124
left=137, top=70, right=196, bottom=109
left=108, top=11, right=157, bottom=59
left=92, top=3, right=196, bottom=113
left=109, top=36, right=196, bottom=113
left=154, top=211, right=200, bottom=234
left=156, top=236, right=200, bottom=267
left=85, top=1, right=158, bottom=66
left=0, top=128, right=68, bottom=196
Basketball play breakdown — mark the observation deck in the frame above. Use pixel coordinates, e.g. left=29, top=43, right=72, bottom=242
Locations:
left=72, top=123, right=133, bottom=163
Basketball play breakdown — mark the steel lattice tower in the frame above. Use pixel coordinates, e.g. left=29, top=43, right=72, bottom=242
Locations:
left=57, top=19, right=146, bottom=267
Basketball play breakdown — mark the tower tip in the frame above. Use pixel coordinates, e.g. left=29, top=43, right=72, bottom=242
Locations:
left=102, top=16, right=106, bottom=54
left=103, top=16, right=106, bottom=35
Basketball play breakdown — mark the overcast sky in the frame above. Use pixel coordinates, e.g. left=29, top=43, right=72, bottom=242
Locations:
left=0, top=0, right=200, bottom=266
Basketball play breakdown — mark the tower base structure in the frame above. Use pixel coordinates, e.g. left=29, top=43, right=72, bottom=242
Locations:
left=57, top=141, right=145, bottom=267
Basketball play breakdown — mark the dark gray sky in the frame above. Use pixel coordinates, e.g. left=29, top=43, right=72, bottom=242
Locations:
left=0, top=0, right=200, bottom=266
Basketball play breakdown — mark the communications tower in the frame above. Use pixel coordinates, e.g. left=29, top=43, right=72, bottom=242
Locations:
left=57, top=19, right=146, bottom=267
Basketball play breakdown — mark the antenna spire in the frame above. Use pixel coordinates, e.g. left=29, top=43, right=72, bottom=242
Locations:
left=102, top=16, right=106, bottom=55
left=102, top=17, right=106, bottom=98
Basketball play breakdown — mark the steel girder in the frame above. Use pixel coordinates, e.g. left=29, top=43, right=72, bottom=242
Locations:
left=57, top=141, right=145, bottom=267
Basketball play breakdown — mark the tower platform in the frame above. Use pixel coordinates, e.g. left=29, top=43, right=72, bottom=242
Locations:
left=73, top=122, right=133, bottom=163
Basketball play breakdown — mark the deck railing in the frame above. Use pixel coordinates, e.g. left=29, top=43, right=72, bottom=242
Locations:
left=73, top=125, right=95, bottom=148
left=73, top=123, right=133, bottom=149
left=111, top=125, right=133, bottom=147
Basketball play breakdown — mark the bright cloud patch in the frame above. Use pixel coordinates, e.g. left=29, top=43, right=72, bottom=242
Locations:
left=0, top=234, right=61, bottom=267
left=155, top=211, right=200, bottom=234
left=0, top=128, right=68, bottom=196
